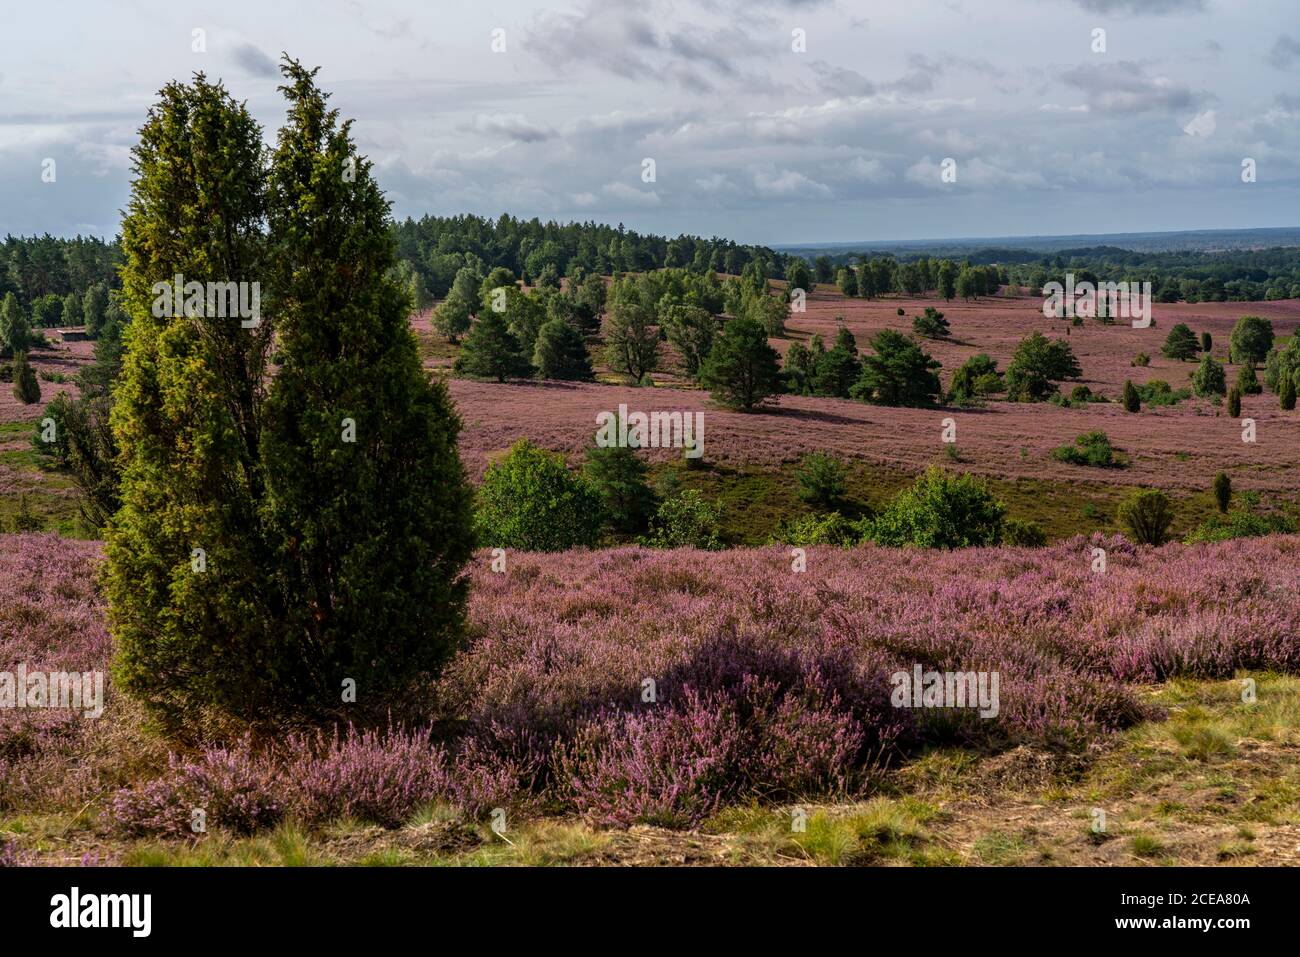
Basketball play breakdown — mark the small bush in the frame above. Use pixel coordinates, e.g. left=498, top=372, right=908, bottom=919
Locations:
left=1051, top=430, right=1118, bottom=468
left=769, top=511, right=863, bottom=546
left=642, top=490, right=724, bottom=549
left=1213, top=472, right=1231, bottom=514
left=475, top=439, right=602, bottom=551
left=794, top=452, right=848, bottom=511
left=1122, top=380, right=1140, bottom=413
left=1002, top=518, right=1047, bottom=546
left=1131, top=352, right=1150, bottom=367
left=1227, top=386, right=1242, bottom=417
left=863, top=467, right=1005, bottom=549
left=1117, top=489, right=1175, bottom=546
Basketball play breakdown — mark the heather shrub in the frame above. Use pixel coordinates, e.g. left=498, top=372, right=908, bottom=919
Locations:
left=864, top=467, right=1005, bottom=548
left=475, top=439, right=602, bottom=551
left=642, top=490, right=724, bottom=549
left=1117, top=489, right=1175, bottom=545
left=794, top=452, right=848, bottom=511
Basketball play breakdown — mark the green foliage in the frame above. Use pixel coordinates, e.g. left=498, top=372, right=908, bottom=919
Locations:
left=11, top=352, right=39, bottom=404
left=582, top=442, right=657, bottom=535
left=1122, top=380, right=1140, bottom=413
left=700, top=317, right=782, bottom=411
left=937, top=259, right=956, bottom=301
left=1005, top=332, right=1081, bottom=401
left=603, top=277, right=660, bottom=382
left=1200, top=331, right=1212, bottom=353
left=1236, top=361, right=1261, bottom=396
left=850, top=329, right=941, bottom=406
left=1002, top=517, right=1047, bottom=546
left=476, top=440, right=601, bottom=551
left=1136, top=379, right=1191, bottom=406
left=1117, top=488, right=1175, bottom=546
left=1131, top=352, right=1150, bottom=367
left=642, top=489, right=724, bottom=549
left=1229, top=315, right=1274, bottom=365
left=532, top=318, right=593, bottom=380
left=82, top=283, right=109, bottom=338
left=863, top=467, right=1006, bottom=549
left=1161, top=323, right=1199, bottom=360
left=0, top=293, right=30, bottom=356
left=1263, top=336, right=1300, bottom=394
left=1191, top=353, right=1226, bottom=397
left=1227, top=386, right=1242, bottom=417
left=454, top=309, right=531, bottom=381
left=1280, top=372, right=1296, bottom=410
left=1212, top=472, right=1231, bottom=514
left=911, top=306, right=949, bottom=339
left=794, top=452, right=848, bottom=511
left=1050, top=430, right=1118, bottom=467
left=810, top=343, right=861, bottom=398
left=1186, top=500, right=1296, bottom=543
left=769, top=510, right=862, bottom=547
left=836, top=268, right=858, bottom=297
left=107, top=62, right=476, bottom=731
left=432, top=291, right=473, bottom=342
left=947, top=354, right=1002, bottom=404
left=660, top=303, right=715, bottom=379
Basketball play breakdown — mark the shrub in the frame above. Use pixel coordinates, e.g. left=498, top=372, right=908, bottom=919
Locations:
left=432, top=291, right=473, bottom=342
left=850, top=329, right=941, bottom=406
left=11, top=353, right=39, bottom=404
left=1002, top=517, right=1047, bottom=546
left=911, top=307, right=949, bottom=339
left=1005, top=332, right=1080, bottom=401
left=1051, top=430, right=1118, bottom=468
left=1236, top=361, right=1261, bottom=396
left=947, top=354, right=1002, bottom=403
left=1161, top=323, right=1199, bottom=360
left=1185, top=502, right=1297, bottom=544
left=1191, top=354, right=1226, bottom=397
left=1229, top=315, right=1273, bottom=365
left=1137, top=379, right=1191, bottom=407
left=642, top=490, right=724, bottom=549
left=863, top=467, right=1005, bottom=549
left=769, top=511, right=863, bottom=546
left=582, top=442, right=658, bottom=535
left=1122, top=379, right=1140, bottom=413
left=532, top=318, right=594, bottom=380
left=1200, top=331, right=1212, bottom=352
left=1117, top=489, right=1175, bottom=546
left=794, top=452, right=848, bottom=511
left=475, top=440, right=602, bottom=551
left=700, top=317, right=783, bottom=411
left=1213, top=472, right=1231, bottom=514
left=454, top=310, right=531, bottom=381
left=1281, top=373, right=1297, bottom=411
left=1227, top=386, right=1242, bottom=417
left=1131, top=352, right=1150, bottom=367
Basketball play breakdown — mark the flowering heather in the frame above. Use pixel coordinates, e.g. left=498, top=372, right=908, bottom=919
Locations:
left=5, top=533, right=1300, bottom=833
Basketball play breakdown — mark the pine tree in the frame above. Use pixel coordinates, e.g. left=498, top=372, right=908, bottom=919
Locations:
left=11, top=352, right=40, bottom=404
left=533, top=318, right=593, bottom=380
left=454, top=309, right=531, bottom=381
left=0, top=293, right=29, bottom=356
left=1161, top=323, right=1199, bottom=361
left=701, top=317, right=782, bottom=410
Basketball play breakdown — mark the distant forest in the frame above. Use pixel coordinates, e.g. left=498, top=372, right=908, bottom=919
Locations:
left=4, top=217, right=1300, bottom=329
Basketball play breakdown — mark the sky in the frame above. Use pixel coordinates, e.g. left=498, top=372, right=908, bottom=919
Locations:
left=0, top=0, right=1297, bottom=245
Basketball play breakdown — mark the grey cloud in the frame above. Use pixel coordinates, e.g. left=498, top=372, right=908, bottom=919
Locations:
left=231, top=43, right=278, bottom=78
left=1269, top=35, right=1300, bottom=68
left=1060, top=61, right=1198, bottom=113
left=1070, top=0, right=1206, bottom=12
left=468, top=113, right=556, bottom=143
